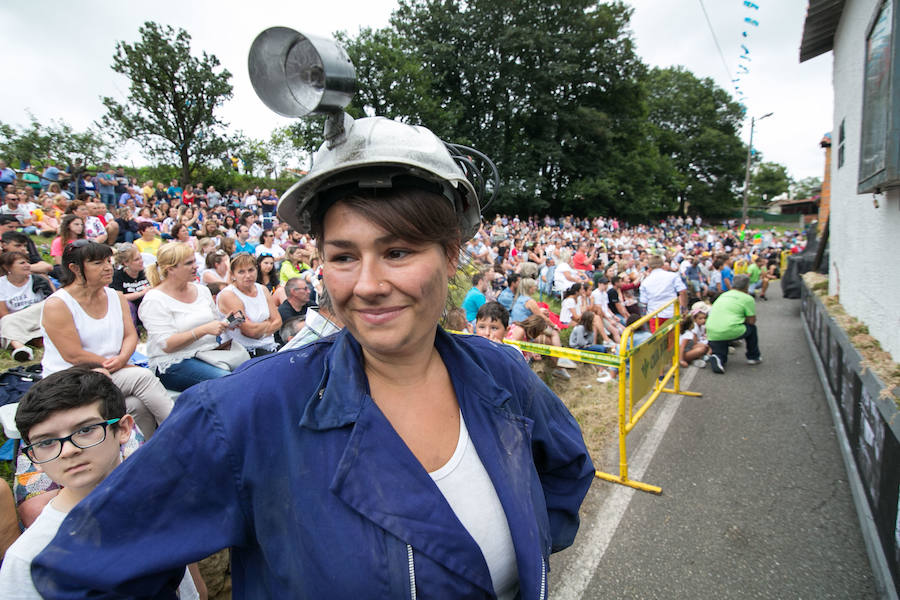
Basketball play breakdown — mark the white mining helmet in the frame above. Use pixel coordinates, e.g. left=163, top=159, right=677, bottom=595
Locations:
left=248, top=27, right=492, bottom=241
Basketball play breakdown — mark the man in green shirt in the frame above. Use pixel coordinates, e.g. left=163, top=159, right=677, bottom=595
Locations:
left=746, top=257, right=769, bottom=300
left=705, top=274, right=761, bottom=374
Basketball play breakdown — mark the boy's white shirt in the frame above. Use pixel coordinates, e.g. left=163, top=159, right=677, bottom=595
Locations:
left=0, top=499, right=67, bottom=598
left=0, top=498, right=199, bottom=599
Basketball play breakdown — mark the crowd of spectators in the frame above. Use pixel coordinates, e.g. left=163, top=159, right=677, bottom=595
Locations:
left=454, top=213, right=801, bottom=380
left=0, top=162, right=803, bottom=575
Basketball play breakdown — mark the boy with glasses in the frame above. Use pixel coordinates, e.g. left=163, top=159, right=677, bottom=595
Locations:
left=0, top=366, right=200, bottom=598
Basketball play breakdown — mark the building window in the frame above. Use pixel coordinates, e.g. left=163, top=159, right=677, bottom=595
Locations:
left=838, top=119, right=845, bottom=168
left=858, top=0, right=898, bottom=192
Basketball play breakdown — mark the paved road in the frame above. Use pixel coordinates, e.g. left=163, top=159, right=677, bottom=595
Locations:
left=551, top=291, right=877, bottom=599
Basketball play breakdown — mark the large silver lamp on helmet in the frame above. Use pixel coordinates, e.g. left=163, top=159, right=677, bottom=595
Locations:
left=248, top=27, right=497, bottom=241
left=248, top=27, right=356, bottom=119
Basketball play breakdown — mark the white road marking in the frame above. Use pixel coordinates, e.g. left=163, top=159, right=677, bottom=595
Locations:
left=554, top=367, right=700, bottom=600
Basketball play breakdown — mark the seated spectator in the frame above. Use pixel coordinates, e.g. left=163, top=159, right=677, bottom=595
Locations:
left=32, top=197, right=60, bottom=236
left=68, top=200, right=118, bottom=246
left=679, top=302, right=711, bottom=368
left=0, top=251, right=55, bottom=361
left=114, top=207, right=139, bottom=244
left=706, top=274, right=761, bottom=374
left=496, top=272, right=519, bottom=311
left=505, top=314, right=570, bottom=379
left=278, top=246, right=309, bottom=284
left=553, top=249, right=588, bottom=294
left=277, top=287, right=342, bottom=351
left=568, top=310, right=611, bottom=353
left=216, top=253, right=281, bottom=357
left=474, top=301, right=509, bottom=343
left=0, top=366, right=203, bottom=597
left=568, top=310, right=615, bottom=382
left=747, top=256, right=769, bottom=300
left=277, top=277, right=311, bottom=333
left=201, top=249, right=229, bottom=285
left=111, top=244, right=151, bottom=328
left=133, top=221, right=162, bottom=256
left=41, top=241, right=173, bottom=438
left=50, top=215, right=85, bottom=265
left=233, top=225, right=255, bottom=254
left=1, top=231, right=53, bottom=275
left=222, top=215, right=237, bottom=238
left=254, top=230, right=285, bottom=261
left=219, top=236, right=236, bottom=257
left=442, top=306, right=470, bottom=333
left=0, top=479, right=17, bottom=561
left=196, top=218, right=222, bottom=241
left=256, top=253, right=279, bottom=294
left=140, top=243, right=237, bottom=392
left=170, top=223, right=197, bottom=251
left=0, top=189, right=36, bottom=235
left=558, top=283, right=582, bottom=327
left=461, top=272, right=488, bottom=323
left=177, top=205, right=199, bottom=232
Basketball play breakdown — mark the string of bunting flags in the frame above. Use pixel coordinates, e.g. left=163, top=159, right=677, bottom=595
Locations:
left=731, top=0, right=761, bottom=109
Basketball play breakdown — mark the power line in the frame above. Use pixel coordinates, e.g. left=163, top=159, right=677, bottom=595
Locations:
left=697, top=0, right=733, bottom=84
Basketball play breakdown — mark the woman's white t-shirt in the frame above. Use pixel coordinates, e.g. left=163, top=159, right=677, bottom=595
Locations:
left=138, top=283, right=221, bottom=373
left=430, top=412, right=519, bottom=600
left=0, top=276, right=39, bottom=312
left=559, top=296, right=578, bottom=325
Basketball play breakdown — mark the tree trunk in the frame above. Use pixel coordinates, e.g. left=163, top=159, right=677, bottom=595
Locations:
left=180, top=147, right=190, bottom=187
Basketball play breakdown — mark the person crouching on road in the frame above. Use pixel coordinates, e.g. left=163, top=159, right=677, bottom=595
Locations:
left=705, top=274, right=762, bottom=374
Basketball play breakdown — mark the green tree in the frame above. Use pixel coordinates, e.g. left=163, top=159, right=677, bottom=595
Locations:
left=0, top=115, right=112, bottom=169
left=101, top=22, right=233, bottom=185
left=791, top=175, right=822, bottom=199
left=750, top=161, right=791, bottom=205
left=365, top=0, right=655, bottom=218
left=644, top=66, right=746, bottom=217
left=267, top=126, right=307, bottom=177
left=231, top=133, right=272, bottom=177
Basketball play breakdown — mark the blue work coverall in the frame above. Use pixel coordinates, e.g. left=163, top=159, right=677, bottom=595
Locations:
left=33, top=329, right=594, bottom=599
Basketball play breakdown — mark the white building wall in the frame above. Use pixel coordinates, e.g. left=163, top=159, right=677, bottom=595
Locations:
left=830, top=0, right=900, bottom=361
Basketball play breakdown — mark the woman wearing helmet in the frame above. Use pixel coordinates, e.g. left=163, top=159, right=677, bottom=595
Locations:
left=31, top=41, right=593, bottom=599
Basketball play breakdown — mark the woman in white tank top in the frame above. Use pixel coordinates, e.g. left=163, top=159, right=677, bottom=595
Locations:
left=40, top=241, right=173, bottom=438
left=216, top=252, right=281, bottom=356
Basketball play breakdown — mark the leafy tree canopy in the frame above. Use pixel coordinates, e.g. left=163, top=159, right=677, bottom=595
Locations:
left=101, top=22, right=233, bottom=185
left=644, top=66, right=746, bottom=218
left=0, top=115, right=112, bottom=169
left=750, top=161, right=791, bottom=205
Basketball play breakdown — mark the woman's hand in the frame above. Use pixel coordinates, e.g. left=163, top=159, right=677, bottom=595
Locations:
left=199, top=320, right=228, bottom=337
left=102, top=354, right=128, bottom=373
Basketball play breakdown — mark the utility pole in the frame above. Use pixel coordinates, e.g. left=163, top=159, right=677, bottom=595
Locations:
left=741, top=112, right=773, bottom=222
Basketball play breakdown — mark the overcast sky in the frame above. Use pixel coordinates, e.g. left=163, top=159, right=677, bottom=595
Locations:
left=0, top=0, right=832, bottom=181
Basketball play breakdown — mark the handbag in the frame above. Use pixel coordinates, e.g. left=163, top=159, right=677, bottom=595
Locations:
left=195, top=340, right=251, bottom=371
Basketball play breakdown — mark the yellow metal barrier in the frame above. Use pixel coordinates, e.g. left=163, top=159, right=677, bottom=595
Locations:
left=452, top=296, right=700, bottom=495
left=593, top=298, right=701, bottom=494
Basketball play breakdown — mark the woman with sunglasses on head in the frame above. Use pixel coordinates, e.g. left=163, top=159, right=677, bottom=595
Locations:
left=30, top=60, right=592, bottom=597
left=40, top=241, right=173, bottom=438
left=216, top=253, right=280, bottom=357
left=139, top=243, right=237, bottom=391
left=201, top=248, right=230, bottom=285
left=254, top=228, right=285, bottom=262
